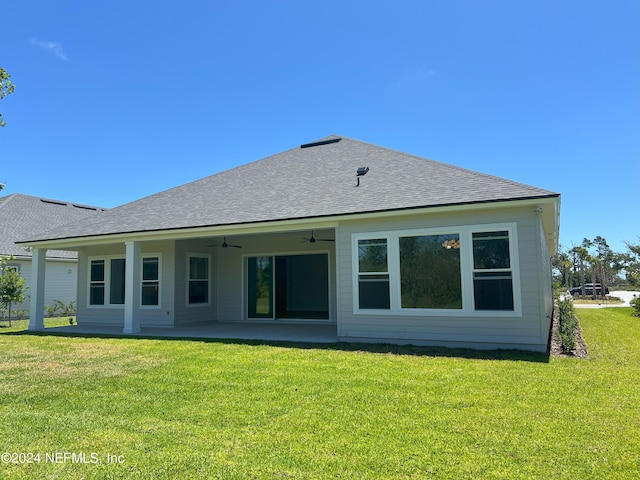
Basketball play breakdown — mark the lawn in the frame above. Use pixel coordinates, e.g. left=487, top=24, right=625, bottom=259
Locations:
left=0, top=310, right=638, bottom=479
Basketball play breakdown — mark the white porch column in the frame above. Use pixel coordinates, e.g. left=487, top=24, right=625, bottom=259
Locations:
left=123, top=241, right=141, bottom=334
left=28, top=248, right=46, bottom=330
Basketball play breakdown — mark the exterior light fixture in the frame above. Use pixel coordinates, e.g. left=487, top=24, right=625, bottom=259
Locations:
left=355, top=166, right=369, bottom=187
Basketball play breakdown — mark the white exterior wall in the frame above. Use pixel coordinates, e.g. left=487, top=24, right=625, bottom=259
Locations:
left=5, top=258, right=78, bottom=315
left=68, top=203, right=553, bottom=351
left=74, top=235, right=337, bottom=328
left=536, top=214, right=554, bottom=342
left=213, top=233, right=337, bottom=324
left=336, top=206, right=551, bottom=351
left=77, top=241, right=176, bottom=328
left=174, top=239, right=217, bottom=326
left=172, top=234, right=337, bottom=325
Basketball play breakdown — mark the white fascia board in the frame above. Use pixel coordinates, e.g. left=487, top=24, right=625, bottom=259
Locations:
left=17, top=197, right=559, bottom=251
left=17, top=218, right=341, bottom=250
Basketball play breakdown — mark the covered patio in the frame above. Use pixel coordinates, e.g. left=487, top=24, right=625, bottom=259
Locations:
left=37, top=321, right=339, bottom=343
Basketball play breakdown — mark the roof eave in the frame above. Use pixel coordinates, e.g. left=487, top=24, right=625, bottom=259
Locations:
left=17, top=195, right=560, bottom=251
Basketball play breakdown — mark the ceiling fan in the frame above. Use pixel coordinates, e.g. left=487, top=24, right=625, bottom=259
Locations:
left=207, top=237, right=242, bottom=249
left=301, top=230, right=335, bottom=244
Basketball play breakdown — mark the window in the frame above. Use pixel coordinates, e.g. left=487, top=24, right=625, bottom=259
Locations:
left=142, top=257, right=160, bottom=306
left=109, top=259, right=126, bottom=305
left=89, top=260, right=105, bottom=305
left=247, top=256, right=273, bottom=318
left=352, top=224, right=519, bottom=316
left=188, top=255, right=209, bottom=305
left=357, top=239, right=390, bottom=309
left=472, top=231, right=514, bottom=310
left=89, top=258, right=125, bottom=306
left=399, top=234, right=462, bottom=309
left=89, top=255, right=161, bottom=307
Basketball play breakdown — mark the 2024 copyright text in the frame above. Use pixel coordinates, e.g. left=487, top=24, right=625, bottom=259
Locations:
left=2, top=452, right=125, bottom=465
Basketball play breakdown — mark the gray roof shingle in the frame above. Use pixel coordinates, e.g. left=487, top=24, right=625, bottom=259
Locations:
left=22, top=135, right=558, bottom=243
left=0, top=194, right=106, bottom=258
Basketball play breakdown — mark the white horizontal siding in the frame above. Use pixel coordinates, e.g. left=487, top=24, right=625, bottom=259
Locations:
left=336, top=206, right=548, bottom=350
left=174, top=239, right=217, bottom=326
left=537, top=215, right=554, bottom=339
left=141, top=240, right=175, bottom=327
left=5, top=259, right=77, bottom=315
left=76, top=251, right=122, bottom=326
left=213, top=233, right=337, bottom=323
left=76, top=241, right=176, bottom=328
left=66, top=202, right=552, bottom=351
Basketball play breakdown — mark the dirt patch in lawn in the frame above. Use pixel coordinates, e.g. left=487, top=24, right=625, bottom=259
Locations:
left=550, top=307, right=588, bottom=359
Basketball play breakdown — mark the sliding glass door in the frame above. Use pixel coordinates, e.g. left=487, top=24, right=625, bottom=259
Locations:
left=247, top=256, right=273, bottom=318
left=247, top=254, right=329, bottom=320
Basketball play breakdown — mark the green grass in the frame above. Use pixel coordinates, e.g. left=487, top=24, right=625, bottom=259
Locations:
left=0, top=317, right=74, bottom=331
left=572, top=297, right=624, bottom=305
left=0, top=310, right=638, bottom=479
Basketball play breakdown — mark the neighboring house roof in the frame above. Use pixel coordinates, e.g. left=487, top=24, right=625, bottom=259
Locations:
left=22, top=135, right=559, bottom=243
left=0, top=193, right=106, bottom=259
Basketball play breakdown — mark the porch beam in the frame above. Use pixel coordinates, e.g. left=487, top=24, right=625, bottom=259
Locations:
left=123, top=241, right=141, bottom=334
left=28, top=248, right=46, bottom=330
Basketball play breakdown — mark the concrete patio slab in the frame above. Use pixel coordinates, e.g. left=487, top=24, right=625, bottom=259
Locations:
left=37, top=322, right=339, bottom=344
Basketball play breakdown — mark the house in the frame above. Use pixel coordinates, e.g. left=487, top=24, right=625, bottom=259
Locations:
left=19, top=136, right=560, bottom=351
left=0, top=193, right=105, bottom=315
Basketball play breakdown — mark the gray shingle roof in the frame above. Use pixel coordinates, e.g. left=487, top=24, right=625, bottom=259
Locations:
left=0, top=194, right=106, bottom=258
left=23, top=135, right=558, bottom=243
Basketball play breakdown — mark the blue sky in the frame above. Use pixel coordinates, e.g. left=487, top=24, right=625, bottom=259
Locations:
left=1, top=1, right=638, bottom=253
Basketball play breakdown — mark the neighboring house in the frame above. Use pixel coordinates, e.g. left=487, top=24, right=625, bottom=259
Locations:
left=0, top=193, right=105, bottom=314
left=19, top=136, right=560, bottom=351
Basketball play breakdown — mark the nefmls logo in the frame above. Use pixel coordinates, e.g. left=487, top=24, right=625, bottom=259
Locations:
left=46, top=452, right=100, bottom=464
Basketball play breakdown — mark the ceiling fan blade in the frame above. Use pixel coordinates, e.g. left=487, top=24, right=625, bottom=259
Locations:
left=207, top=237, right=243, bottom=248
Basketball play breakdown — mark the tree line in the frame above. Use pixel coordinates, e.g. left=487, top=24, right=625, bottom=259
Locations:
left=553, top=236, right=640, bottom=295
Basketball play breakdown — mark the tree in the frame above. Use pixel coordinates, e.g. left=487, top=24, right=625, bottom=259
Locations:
left=552, top=246, right=573, bottom=289
left=570, top=245, right=589, bottom=296
left=0, top=67, right=15, bottom=127
left=623, top=240, right=640, bottom=286
left=591, top=236, right=619, bottom=291
left=0, top=268, right=28, bottom=326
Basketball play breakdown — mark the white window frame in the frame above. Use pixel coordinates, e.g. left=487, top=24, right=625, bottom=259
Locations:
left=351, top=223, right=521, bottom=317
left=355, top=238, right=391, bottom=311
left=186, top=253, right=211, bottom=307
left=470, top=229, right=517, bottom=313
left=396, top=229, right=466, bottom=314
left=243, top=250, right=333, bottom=321
left=87, top=256, right=125, bottom=308
left=88, top=254, right=164, bottom=309
left=141, top=254, right=162, bottom=309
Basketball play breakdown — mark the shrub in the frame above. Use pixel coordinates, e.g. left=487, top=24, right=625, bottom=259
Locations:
left=557, top=297, right=577, bottom=352
left=630, top=296, right=640, bottom=316
left=0, top=268, right=27, bottom=327
left=54, top=299, right=76, bottom=316
left=45, top=304, right=60, bottom=318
